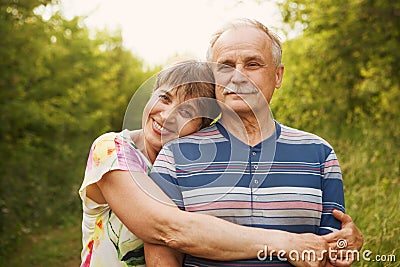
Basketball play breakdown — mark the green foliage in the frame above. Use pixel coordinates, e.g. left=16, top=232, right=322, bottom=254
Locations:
left=273, top=0, right=400, bottom=264
left=0, top=0, right=157, bottom=260
left=5, top=218, right=81, bottom=266
left=2, top=0, right=399, bottom=265
left=276, top=0, right=400, bottom=132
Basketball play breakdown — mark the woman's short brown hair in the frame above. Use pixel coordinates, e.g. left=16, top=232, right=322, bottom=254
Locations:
left=154, top=60, right=220, bottom=129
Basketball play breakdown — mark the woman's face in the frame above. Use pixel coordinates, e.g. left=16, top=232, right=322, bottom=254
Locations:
left=142, top=84, right=203, bottom=157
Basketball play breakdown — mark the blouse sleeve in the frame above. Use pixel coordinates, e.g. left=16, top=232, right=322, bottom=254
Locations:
left=79, top=131, right=150, bottom=209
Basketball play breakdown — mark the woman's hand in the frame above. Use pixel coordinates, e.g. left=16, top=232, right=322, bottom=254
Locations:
left=271, top=232, right=329, bottom=267
left=322, top=210, right=364, bottom=266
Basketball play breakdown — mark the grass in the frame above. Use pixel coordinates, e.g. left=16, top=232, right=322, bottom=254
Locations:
left=3, top=130, right=399, bottom=267
left=5, top=217, right=81, bottom=267
left=329, top=129, right=400, bottom=267
left=5, top=193, right=399, bottom=266
left=5, top=178, right=399, bottom=266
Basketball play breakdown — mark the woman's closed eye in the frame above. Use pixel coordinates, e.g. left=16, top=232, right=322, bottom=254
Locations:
left=178, top=108, right=194, bottom=119
left=176, top=103, right=198, bottom=119
left=158, top=93, right=170, bottom=102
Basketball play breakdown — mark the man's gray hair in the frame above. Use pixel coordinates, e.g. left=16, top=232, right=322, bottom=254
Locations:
left=206, top=18, right=282, bottom=67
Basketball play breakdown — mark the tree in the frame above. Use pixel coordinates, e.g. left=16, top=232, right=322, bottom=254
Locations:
left=270, top=0, right=400, bottom=256
left=0, top=0, right=157, bottom=258
left=274, top=0, right=400, bottom=137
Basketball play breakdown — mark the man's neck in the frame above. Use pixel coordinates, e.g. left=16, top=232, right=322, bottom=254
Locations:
left=220, top=110, right=275, bottom=147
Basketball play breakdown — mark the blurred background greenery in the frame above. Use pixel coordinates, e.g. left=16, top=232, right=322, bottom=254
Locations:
left=0, top=0, right=398, bottom=266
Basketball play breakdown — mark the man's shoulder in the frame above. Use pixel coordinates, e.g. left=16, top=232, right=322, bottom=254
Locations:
left=167, top=124, right=226, bottom=147
left=278, top=123, right=333, bottom=148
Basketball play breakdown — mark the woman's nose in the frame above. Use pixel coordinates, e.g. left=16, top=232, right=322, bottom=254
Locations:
left=160, top=106, right=177, bottom=124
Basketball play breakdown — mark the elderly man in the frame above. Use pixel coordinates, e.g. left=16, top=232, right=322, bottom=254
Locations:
left=150, top=19, right=363, bottom=266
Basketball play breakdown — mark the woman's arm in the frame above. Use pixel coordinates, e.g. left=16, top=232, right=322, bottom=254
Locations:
left=324, top=210, right=363, bottom=251
left=97, top=170, right=329, bottom=265
left=322, top=210, right=364, bottom=267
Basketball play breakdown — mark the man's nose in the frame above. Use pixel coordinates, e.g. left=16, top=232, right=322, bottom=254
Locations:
left=231, top=65, right=249, bottom=84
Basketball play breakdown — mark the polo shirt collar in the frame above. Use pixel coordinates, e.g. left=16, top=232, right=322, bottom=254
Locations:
left=215, top=120, right=281, bottom=150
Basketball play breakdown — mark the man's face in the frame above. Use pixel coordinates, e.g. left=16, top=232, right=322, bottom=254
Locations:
left=211, top=26, right=284, bottom=115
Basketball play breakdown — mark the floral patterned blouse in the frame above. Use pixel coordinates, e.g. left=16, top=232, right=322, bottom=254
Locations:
left=79, top=130, right=151, bottom=267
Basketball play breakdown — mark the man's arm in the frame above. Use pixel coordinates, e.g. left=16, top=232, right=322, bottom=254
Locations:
left=144, top=243, right=183, bottom=267
left=319, top=148, right=363, bottom=266
left=318, top=149, right=346, bottom=235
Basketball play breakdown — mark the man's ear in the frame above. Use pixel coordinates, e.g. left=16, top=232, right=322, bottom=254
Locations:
left=275, top=65, right=284, bottom=89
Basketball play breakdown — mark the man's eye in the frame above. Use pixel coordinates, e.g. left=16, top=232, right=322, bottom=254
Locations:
left=217, top=64, right=234, bottom=72
left=247, top=62, right=261, bottom=68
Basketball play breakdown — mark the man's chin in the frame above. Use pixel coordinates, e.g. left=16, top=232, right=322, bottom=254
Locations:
left=224, top=101, right=254, bottom=114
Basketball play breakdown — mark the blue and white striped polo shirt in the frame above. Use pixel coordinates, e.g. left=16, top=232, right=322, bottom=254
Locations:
left=150, top=121, right=345, bottom=267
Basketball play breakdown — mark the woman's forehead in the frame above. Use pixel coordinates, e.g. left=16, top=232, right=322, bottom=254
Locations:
left=156, top=84, right=199, bottom=102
